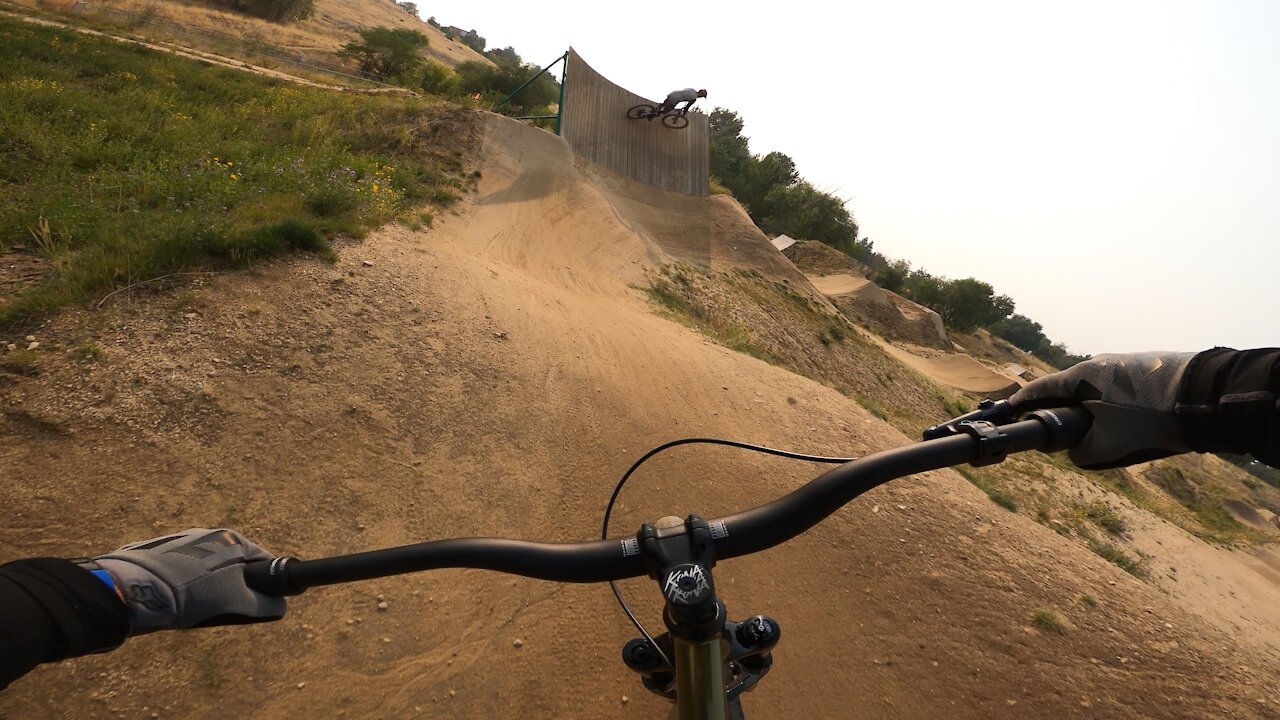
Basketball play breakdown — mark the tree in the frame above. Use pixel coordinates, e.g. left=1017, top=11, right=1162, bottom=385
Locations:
left=708, top=108, right=751, bottom=194
left=902, top=269, right=943, bottom=309
left=707, top=106, right=859, bottom=255
left=876, top=259, right=911, bottom=294
left=459, top=29, right=486, bottom=53
left=994, top=313, right=1047, bottom=353
left=486, top=46, right=521, bottom=65
left=396, top=1, right=418, bottom=17
left=340, top=28, right=428, bottom=80
left=936, top=277, right=1012, bottom=332
left=759, top=181, right=858, bottom=251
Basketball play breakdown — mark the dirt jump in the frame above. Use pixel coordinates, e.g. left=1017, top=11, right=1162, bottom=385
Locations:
left=2, top=112, right=1279, bottom=718
left=803, top=274, right=1021, bottom=397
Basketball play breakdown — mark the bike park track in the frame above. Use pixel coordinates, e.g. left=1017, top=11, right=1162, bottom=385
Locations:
left=3, top=113, right=1279, bottom=718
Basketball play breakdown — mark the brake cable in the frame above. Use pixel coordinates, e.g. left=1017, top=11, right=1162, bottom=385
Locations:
left=601, top=437, right=859, bottom=670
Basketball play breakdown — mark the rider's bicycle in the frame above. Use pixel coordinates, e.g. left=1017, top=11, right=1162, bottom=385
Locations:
left=246, top=400, right=1088, bottom=719
left=627, top=102, right=692, bottom=129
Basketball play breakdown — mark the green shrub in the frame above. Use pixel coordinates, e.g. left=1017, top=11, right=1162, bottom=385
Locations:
left=0, top=18, right=466, bottom=327
left=1080, top=501, right=1127, bottom=536
left=1088, top=539, right=1147, bottom=578
left=1031, top=609, right=1066, bottom=634
left=417, top=61, right=458, bottom=96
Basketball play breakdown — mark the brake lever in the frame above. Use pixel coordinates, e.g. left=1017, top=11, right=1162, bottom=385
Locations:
left=921, top=399, right=1017, bottom=440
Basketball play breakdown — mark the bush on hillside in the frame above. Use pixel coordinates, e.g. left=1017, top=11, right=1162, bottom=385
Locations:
left=417, top=60, right=458, bottom=96
left=217, top=0, right=315, bottom=22
left=340, top=27, right=429, bottom=80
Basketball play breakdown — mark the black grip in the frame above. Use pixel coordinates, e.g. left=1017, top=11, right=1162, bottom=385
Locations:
left=244, top=557, right=304, bottom=597
left=1024, top=405, right=1092, bottom=453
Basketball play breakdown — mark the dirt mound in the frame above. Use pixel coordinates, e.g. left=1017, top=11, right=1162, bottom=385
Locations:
left=873, top=339, right=1024, bottom=397
left=951, top=329, right=1057, bottom=379
left=803, top=272, right=950, bottom=349
left=782, top=242, right=947, bottom=349
left=783, top=239, right=870, bottom=277
left=883, top=288, right=950, bottom=348
left=1224, top=499, right=1277, bottom=530
left=2, top=112, right=1279, bottom=719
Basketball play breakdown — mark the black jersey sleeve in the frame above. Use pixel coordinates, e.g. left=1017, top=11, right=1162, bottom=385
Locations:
left=1178, top=348, right=1280, bottom=468
left=0, top=558, right=129, bottom=690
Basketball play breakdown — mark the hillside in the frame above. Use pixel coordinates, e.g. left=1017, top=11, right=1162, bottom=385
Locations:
left=8, top=0, right=492, bottom=70
left=3, top=109, right=1280, bottom=719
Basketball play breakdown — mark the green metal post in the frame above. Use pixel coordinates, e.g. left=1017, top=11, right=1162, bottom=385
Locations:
left=494, top=51, right=568, bottom=114
left=555, top=54, right=567, bottom=135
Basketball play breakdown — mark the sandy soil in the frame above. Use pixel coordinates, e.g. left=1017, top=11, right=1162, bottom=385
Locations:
left=3, top=113, right=1280, bottom=719
left=872, top=339, right=1023, bottom=397
left=807, top=273, right=871, bottom=297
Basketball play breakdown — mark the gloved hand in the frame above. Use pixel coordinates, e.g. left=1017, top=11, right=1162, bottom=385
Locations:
left=1010, top=351, right=1199, bottom=470
left=95, top=528, right=286, bottom=634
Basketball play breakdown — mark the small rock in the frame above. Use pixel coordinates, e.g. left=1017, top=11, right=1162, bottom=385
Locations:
left=184, top=313, right=198, bottom=320
left=897, top=504, right=907, bottom=511
left=513, top=638, right=523, bottom=648
left=377, top=601, right=389, bottom=611
left=362, top=260, right=374, bottom=267
left=6, top=344, right=15, bottom=352
left=26, top=341, right=39, bottom=350
left=872, top=505, right=880, bottom=513
left=448, top=690, right=456, bottom=698
left=296, top=682, right=306, bottom=689
left=382, top=636, right=391, bottom=643
left=621, top=696, right=629, bottom=704
left=492, top=331, right=508, bottom=340
left=25, top=335, right=35, bottom=342
left=1165, top=623, right=1173, bottom=629
left=376, top=594, right=385, bottom=602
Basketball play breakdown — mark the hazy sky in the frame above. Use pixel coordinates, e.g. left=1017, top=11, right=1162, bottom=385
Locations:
left=426, top=1, right=1278, bottom=355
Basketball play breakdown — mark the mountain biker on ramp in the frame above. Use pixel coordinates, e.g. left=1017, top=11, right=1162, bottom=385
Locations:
left=2, top=347, right=1277, bottom=691
left=654, top=88, right=707, bottom=116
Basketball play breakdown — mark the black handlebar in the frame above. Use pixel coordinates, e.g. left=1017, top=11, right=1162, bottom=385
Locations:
left=245, top=407, right=1090, bottom=596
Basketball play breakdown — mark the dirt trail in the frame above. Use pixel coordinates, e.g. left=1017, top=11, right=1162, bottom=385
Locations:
left=3, top=113, right=1279, bottom=718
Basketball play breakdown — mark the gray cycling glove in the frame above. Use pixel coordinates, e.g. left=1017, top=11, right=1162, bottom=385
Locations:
left=1009, top=351, right=1198, bottom=470
left=95, top=528, right=286, bottom=634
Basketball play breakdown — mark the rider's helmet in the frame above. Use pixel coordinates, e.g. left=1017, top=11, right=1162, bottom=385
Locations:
left=697, top=89, right=708, bottom=97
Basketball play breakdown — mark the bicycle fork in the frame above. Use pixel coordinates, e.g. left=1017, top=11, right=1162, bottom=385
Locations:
left=621, top=515, right=781, bottom=719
